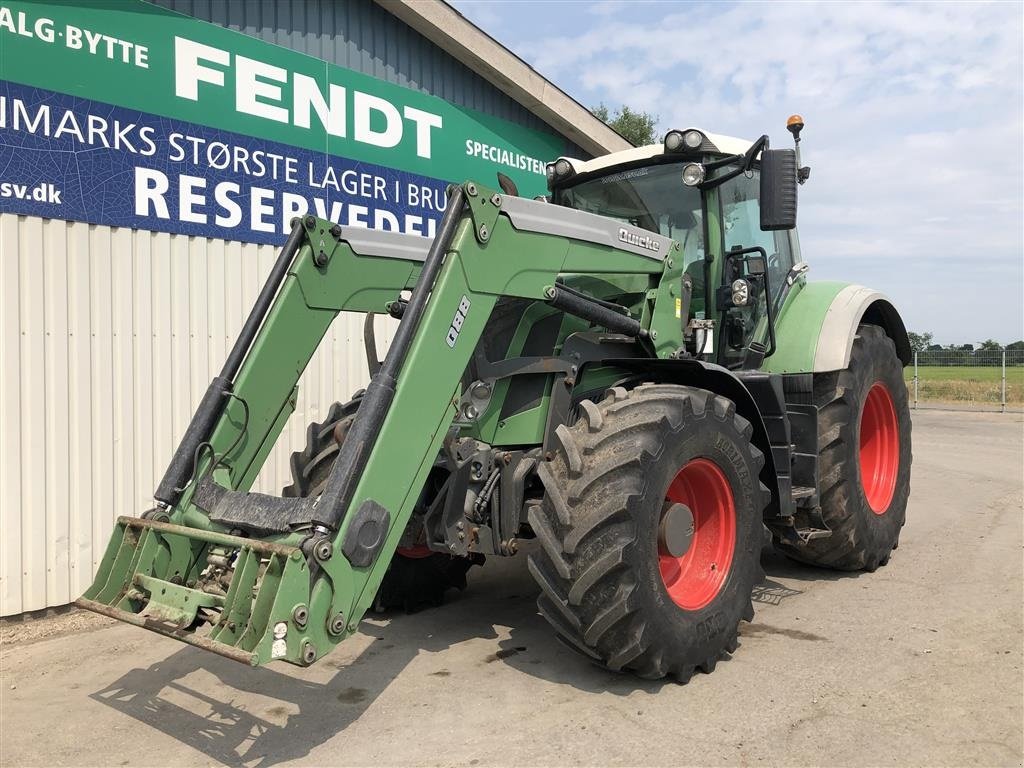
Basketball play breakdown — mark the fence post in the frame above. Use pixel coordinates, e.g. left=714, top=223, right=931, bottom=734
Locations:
left=1001, top=349, right=1006, bottom=413
left=913, top=351, right=918, bottom=410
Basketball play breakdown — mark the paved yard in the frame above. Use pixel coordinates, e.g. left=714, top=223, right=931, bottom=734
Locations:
left=2, top=410, right=1022, bottom=767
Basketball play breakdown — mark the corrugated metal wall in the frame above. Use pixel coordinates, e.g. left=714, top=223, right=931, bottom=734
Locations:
left=0, top=215, right=396, bottom=615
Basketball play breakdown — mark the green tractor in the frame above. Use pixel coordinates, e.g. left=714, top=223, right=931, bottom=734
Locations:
left=78, top=117, right=912, bottom=681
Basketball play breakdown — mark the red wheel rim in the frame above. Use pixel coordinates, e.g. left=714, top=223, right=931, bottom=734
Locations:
left=659, top=458, right=736, bottom=611
left=396, top=545, right=434, bottom=559
left=859, top=382, right=900, bottom=514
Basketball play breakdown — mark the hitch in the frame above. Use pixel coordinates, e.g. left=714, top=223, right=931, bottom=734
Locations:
left=76, top=516, right=319, bottom=666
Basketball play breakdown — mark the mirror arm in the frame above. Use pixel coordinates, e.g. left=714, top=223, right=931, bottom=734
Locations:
left=699, top=164, right=743, bottom=191
left=700, top=135, right=769, bottom=190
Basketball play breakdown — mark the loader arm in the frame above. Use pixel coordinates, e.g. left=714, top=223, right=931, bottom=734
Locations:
left=78, top=183, right=680, bottom=667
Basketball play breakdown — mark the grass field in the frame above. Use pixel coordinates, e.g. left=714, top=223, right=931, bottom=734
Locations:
left=904, top=365, right=1024, bottom=405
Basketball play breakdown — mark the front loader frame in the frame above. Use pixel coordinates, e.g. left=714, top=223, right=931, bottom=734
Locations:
left=78, top=183, right=691, bottom=666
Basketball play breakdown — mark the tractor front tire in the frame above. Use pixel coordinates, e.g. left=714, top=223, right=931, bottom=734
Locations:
left=529, top=383, right=768, bottom=681
left=777, top=324, right=912, bottom=571
left=282, top=392, right=365, bottom=499
left=283, top=392, right=480, bottom=611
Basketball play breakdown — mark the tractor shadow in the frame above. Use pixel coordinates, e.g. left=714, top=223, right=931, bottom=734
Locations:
left=90, top=608, right=499, bottom=767
left=87, top=552, right=667, bottom=766
left=759, top=545, right=873, bottom=585
left=88, top=544, right=864, bottom=765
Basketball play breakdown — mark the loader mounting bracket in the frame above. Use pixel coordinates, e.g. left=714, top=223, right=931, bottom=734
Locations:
left=464, top=184, right=503, bottom=244
left=302, top=215, right=343, bottom=268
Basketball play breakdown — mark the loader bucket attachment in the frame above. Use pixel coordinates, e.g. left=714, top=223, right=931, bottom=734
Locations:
left=76, top=516, right=314, bottom=666
left=70, top=186, right=479, bottom=668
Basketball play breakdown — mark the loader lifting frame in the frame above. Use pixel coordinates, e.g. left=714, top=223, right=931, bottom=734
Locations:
left=78, top=181, right=821, bottom=667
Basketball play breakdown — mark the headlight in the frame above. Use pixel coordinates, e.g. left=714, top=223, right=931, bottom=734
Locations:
left=731, top=279, right=750, bottom=307
left=683, top=129, right=704, bottom=149
left=681, top=163, right=705, bottom=186
left=545, top=163, right=556, bottom=183
left=554, top=159, right=572, bottom=178
left=665, top=128, right=705, bottom=153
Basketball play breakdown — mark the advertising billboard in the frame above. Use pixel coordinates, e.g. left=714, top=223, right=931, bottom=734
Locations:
left=0, top=1, right=565, bottom=244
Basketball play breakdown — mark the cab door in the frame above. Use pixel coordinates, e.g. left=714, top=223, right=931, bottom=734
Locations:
left=716, top=171, right=796, bottom=367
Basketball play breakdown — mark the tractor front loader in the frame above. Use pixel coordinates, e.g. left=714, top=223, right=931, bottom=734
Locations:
left=79, top=118, right=912, bottom=680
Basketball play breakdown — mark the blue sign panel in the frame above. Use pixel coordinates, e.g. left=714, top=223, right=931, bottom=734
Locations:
left=0, top=80, right=450, bottom=245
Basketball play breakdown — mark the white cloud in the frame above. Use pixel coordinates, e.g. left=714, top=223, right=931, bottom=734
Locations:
left=589, top=1, right=630, bottom=17
left=452, top=0, right=1023, bottom=343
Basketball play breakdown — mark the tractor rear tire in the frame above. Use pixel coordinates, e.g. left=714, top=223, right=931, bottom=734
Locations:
left=776, top=324, right=912, bottom=571
left=283, top=392, right=480, bottom=611
left=529, top=383, right=768, bottom=681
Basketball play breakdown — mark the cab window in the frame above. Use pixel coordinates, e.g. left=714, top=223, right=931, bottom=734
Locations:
left=553, top=162, right=707, bottom=310
left=719, top=171, right=794, bottom=304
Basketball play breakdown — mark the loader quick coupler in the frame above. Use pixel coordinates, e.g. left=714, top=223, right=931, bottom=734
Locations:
left=76, top=515, right=311, bottom=666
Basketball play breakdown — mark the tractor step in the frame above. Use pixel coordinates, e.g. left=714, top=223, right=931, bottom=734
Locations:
left=793, top=526, right=831, bottom=543
left=768, top=500, right=832, bottom=546
left=790, top=501, right=831, bottom=544
left=791, top=485, right=816, bottom=500
left=75, top=515, right=315, bottom=666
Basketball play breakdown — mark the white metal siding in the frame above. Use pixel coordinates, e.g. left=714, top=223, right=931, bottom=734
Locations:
left=0, top=215, right=393, bottom=615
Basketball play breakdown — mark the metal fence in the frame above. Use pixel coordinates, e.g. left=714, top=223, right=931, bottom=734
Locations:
left=908, top=349, right=1024, bottom=412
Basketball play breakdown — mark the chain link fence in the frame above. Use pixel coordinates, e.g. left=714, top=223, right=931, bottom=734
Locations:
left=906, top=348, right=1024, bottom=412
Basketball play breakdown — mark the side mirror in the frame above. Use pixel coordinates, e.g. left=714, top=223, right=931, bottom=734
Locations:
left=760, top=149, right=798, bottom=231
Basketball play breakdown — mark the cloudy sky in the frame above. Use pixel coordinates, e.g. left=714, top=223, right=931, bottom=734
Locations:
left=452, top=0, right=1023, bottom=345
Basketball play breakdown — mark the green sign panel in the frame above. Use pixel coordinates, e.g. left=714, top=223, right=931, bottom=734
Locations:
left=0, top=1, right=566, bottom=243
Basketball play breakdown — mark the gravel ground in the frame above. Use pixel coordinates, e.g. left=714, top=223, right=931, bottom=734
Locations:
left=1, top=409, right=1021, bottom=767
left=1, top=609, right=114, bottom=646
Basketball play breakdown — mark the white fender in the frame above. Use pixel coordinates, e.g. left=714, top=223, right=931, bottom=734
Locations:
left=814, top=285, right=894, bottom=371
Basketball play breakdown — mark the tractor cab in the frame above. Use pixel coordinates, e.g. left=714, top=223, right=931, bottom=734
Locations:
left=547, top=120, right=809, bottom=369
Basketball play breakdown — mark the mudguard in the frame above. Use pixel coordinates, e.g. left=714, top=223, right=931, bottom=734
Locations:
left=763, top=281, right=911, bottom=374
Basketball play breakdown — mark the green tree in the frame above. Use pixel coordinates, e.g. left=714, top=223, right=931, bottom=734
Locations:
left=975, top=339, right=1002, bottom=366
left=591, top=104, right=659, bottom=146
left=1007, top=340, right=1024, bottom=366
left=907, top=331, right=933, bottom=353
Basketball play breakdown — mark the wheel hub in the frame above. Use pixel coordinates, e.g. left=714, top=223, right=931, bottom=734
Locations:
left=659, top=502, right=695, bottom=558
left=396, top=544, right=434, bottom=559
